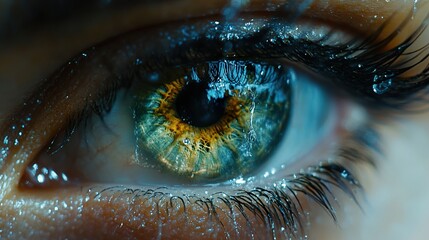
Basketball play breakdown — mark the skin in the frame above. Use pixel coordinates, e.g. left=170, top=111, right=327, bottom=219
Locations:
left=0, top=0, right=429, bottom=239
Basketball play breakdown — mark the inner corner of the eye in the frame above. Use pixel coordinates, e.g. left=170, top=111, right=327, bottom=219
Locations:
left=17, top=130, right=84, bottom=190
left=133, top=60, right=293, bottom=183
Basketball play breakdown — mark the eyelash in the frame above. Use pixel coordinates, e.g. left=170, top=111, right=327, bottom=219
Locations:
left=45, top=13, right=428, bottom=152
left=9, top=11, right=427, bottom=238
left=86, top=125, right=377, bottom=238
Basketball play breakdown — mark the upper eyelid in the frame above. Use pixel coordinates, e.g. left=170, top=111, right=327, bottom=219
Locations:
left=0, top=1, right=422, bottom=93
left=1, top=2, right=426, bottom=176
left=1, top=6, right=425, bottom=127
left=1, top=12, right=426, bottom=138
left=1, top=13, right=422, bottom=163
left=0, top=0, right=416, bottom=36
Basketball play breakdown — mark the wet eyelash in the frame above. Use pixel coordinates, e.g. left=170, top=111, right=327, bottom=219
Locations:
left=45, top=11, right=427, bottom=154
left=190, top=12, right=429, bottom=108
left=88, top=126, right=377, bottom=239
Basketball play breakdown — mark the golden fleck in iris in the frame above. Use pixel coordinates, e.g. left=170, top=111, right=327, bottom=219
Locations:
left=134, top=60, right=291, bottom=182
left=153, top=78, right=248, bottom=177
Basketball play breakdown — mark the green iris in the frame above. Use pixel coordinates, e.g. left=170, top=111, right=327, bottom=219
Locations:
left=134, top=60, right=291, bottom=182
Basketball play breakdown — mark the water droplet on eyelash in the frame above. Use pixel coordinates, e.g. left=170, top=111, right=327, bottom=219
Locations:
left=135, top=58, right=143, bottom=65
left=372, top=79, right=392, bottom=94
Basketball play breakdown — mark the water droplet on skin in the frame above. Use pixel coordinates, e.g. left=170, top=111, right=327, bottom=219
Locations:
left=37, top=174, right=45, bottom=183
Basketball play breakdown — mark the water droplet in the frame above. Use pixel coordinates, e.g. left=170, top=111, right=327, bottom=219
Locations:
left=62, top=173, right=69, bottom=181
left=135, top=58, right=143, bottom=65
left=147, top=72, right=159, bottom=82
left=49, top=170, right=59, bottom=180
left=182, top=138, right=191, bottom=145
left=372, top=79, right=392, bottom=94
left=235, top=177, right=246, bottom=184
left=37, top=174, right=45, bottom=183
left=263, top=172, right=270, bottom=178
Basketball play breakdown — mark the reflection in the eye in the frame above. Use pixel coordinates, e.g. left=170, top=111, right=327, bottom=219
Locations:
left=1, top=1, right=429, bottom=239
left=135, top=60, right=292, bottom=181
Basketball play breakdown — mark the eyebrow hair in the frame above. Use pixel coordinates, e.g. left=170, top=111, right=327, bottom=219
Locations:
left=0, top=0, right=174, bottom=39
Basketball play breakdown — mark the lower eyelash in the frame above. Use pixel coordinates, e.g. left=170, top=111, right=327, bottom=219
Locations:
left=85, top=125, right=378, bottom=239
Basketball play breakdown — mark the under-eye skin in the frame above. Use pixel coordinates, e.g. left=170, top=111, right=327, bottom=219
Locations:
left=1, top=6, right=429, bottom=239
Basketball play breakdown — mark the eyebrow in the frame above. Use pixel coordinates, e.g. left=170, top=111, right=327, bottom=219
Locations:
left=0, top=0, right=174, bottom=39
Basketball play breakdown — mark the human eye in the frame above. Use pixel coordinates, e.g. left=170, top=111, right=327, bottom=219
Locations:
left=1, top=0, right=429, bottom=239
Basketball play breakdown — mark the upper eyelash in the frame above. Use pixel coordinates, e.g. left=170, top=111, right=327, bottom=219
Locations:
left=41, top=10, right=429, bottom=148
left=98, top=13, right=428, bottom=111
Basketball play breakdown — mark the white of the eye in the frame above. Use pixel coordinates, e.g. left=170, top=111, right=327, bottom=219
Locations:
left=253, top=68, right=337, bottom=180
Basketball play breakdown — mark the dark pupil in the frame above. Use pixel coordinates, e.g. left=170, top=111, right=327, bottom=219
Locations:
left=175, top=81, right=227, bottom=128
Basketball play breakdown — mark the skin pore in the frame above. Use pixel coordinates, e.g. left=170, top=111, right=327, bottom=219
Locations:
left=1, top=0, right=429, bottom=239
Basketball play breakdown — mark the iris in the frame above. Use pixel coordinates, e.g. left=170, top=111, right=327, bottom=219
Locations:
left=134, top=60, right=291, bottom=182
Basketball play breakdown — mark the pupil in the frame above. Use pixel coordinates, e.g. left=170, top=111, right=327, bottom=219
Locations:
left=175, top=81, right=227, bottom=128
